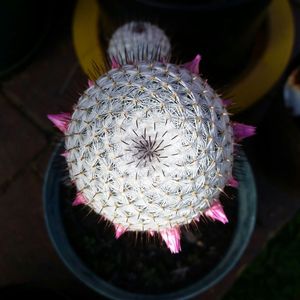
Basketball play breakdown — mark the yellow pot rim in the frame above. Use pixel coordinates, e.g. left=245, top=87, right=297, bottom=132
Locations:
left=72, top=0, right=294, bottom=113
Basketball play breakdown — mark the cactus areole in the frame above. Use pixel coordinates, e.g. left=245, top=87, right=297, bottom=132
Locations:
left=48, top=56, right=255, bottom=253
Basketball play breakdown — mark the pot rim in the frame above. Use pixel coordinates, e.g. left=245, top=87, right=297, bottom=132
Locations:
left=43, top=143, right=256, bottom=300
left=134, top=0, right=267, bottom=12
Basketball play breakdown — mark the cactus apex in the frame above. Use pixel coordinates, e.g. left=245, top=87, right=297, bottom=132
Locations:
left=88, top=79, right=94, bottom=88
left=232, top=122, right=256, bottom=141
left=205, top=201, right=228, bottom=224
left=72, top=193, right=87, bottom=206
left=228, top=177, right=239, bottom=188
left=115, top=224, right=127, bottom=239
left=160, top=227, right=181, bottom=254
left=47, top=113, right=71, bottom=134
left=183, top=54, right=201, bottom=75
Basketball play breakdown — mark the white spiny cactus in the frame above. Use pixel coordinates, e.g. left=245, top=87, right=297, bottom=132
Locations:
left=108, top=21, right=171, bottom=64
left=48, top=57, right=255, bottom=253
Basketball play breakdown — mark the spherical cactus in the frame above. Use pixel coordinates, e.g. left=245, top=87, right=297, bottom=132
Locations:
left=108, top=21, right=171, bottom=65
left=48, top=56, right=255, bottom=253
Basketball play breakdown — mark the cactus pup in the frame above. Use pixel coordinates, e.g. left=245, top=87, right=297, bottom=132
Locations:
left=108, top=21, right=171, bottom=65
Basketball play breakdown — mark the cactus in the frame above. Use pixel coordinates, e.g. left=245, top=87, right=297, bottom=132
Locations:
left=48, top=56, right=255, bottom=253
left=108, top=21, right=171, bottom=65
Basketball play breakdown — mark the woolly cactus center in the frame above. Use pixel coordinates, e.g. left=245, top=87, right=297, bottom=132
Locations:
left=115, top=110, right=188, bottom=179
left=126, top=128, right=168, bottom=168
left=122, top=118, right=180, bottom=173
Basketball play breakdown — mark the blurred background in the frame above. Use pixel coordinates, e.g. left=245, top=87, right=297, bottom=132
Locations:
left=0, top=0, right=299, bottom=299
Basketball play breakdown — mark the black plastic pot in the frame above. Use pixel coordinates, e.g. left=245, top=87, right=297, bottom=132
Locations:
left=43, top=143, right=256, bottom=300
left=98, top=0, right=270, bottom=86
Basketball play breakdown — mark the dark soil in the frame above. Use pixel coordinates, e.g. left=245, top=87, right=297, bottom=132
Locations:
left=61, top=183, right=238, bottom=295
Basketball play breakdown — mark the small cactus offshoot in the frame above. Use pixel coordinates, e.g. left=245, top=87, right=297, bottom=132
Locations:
left=108, top=21, right=171, bottom=65
left=48, top=56, right=254, bottom=253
